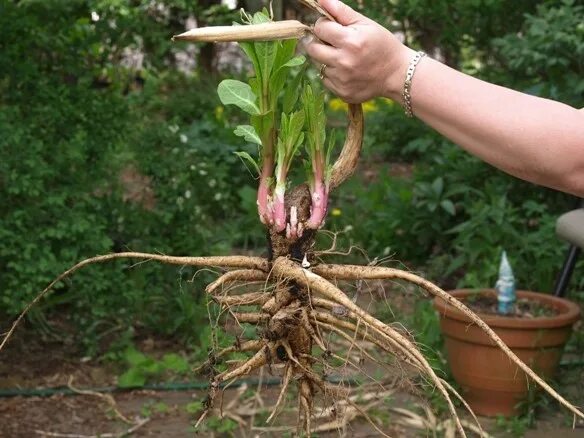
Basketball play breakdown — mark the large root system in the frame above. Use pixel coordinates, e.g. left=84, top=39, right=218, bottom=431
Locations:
left=4, top=5, right=583, bottom=435
left=2, top=247, right=583, bottom=437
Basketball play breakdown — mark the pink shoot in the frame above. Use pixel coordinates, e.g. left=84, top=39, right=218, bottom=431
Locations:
left=306, top=157, right=329, bottom=229
left=302, top=84, right=331, bottom=230
left=273, top=183, right=287, bottom=232
left=287, top=206, right=304, bottom=239
left=257, top=157, right=274, bottom=225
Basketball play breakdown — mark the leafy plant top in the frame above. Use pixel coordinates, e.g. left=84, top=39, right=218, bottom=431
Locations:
left=217, top=9, right=334, bottom=237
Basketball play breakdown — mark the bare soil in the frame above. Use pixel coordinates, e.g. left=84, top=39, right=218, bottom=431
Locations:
left=1, top=270, right=582, bottom=438
left=2, top=296, right=583, bottom=438
left=0, top=333, right=416, bottom=437
left=0, top=287, right=419, bottom=438
left=463, top=295, right=558, bottom=318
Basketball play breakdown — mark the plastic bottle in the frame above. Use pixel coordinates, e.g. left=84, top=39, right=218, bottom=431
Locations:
left=496, top=250, right=516, bottom=315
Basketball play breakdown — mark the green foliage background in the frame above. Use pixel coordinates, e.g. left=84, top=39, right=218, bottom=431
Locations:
left=331, top=0, right=584, bottom=291
left=1, top=0, right=582, bottom=357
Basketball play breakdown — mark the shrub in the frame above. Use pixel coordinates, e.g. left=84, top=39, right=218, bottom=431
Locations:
left=0, top=0, right=258, bottom=354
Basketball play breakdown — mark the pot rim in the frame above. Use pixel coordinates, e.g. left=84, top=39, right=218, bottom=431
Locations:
left=433, top=289, right=581, bottom=329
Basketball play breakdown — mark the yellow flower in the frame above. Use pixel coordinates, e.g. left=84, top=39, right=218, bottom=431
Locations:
left=214, top=105, right=224, bottom=121
left=328, top=98, right=348, bottom=112
left=328, top=98, right=380, bottom=113
left=331, top=208, right=342, bottom=216
left=362, top=100, right=378, bottom=113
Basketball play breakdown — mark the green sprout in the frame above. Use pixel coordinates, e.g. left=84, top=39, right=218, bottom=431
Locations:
left=217, top=9, right=333, bottom=236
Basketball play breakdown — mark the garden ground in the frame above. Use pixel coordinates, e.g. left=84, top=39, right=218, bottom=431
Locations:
left=0, top=329, right=418, bottom=437
left=2, top=290, right=583, bottom=438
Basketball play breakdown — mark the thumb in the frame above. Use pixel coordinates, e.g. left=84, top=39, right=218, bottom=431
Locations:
left=318, top=0, right=363, bottom=26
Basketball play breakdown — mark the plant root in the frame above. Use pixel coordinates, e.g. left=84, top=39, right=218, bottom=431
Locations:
left=311, top=389, right=395, bottom=435
left=274, top=257, right=488, bottom=437
left=266, top=363, right=294, bottom=423
left=214, top=292, right=271, bottom=307
left=297, top=378, right=314, bottom=437
left=9, top=248, right=584, bottom=437
left=196, top=344, right=273, bottom=427
left=193, top=340, right=264, bottom=375
left=312, top=262, right=584, bottom=420
left=300, top=308, right=327, bottom=352
left=215, top=345, right=272, bottom=385
left=0, top=252, right=267, bottom=352
left=313, top=310, right=477, bottom=436
left=206, top=269, right=268, bottom=295
left=231, top=312, right=270, bottom=324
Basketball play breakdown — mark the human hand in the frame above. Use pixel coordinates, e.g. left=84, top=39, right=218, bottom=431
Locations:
left=303, top=0, right=414, bottom=104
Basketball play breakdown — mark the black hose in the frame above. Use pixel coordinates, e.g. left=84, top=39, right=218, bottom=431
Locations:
left=0, top=375, right=357, bottom=398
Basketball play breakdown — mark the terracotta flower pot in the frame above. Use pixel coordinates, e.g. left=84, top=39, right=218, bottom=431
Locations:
left=433, top=289, right=580, bottom=417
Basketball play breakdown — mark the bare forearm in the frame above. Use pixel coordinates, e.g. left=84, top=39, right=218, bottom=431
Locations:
left=306, top=0, right=584, bottom=195
left=390, top=57, right=584, bottom=195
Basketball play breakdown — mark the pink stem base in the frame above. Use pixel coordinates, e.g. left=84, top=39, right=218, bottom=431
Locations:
left=273, top=186, right=286, bottom=232
left=257, top=163, right=274, bottom=226
left=306, top=180, right=328, bottom=230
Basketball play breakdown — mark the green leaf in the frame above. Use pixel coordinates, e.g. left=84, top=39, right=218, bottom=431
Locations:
left=161, top=353, right=189, bottom=373
left=142, top=360, right=163, bottom=375
left=273, top=39, right=297, bottom=71
left=255, top=41, right=277, bottom=84
left=234, top=125, right=262, bottom=145
left=326, top=129, right=337, bottom=168
left=445, top=255, right=466, bottom=277
left=279, top=112, right=290, bottom=140
left=185, top=402, right=199, bottom=414
left=153, top=402, right=169, bottom=414
left=287, top=110, right=305, bottom=144
left=302, top=84, right=326, bottom=156
left=440, top=199, right=456, bottom=215
left=233, top=19, right=264, bottom=81
left=295, top=132, right=305, bottom=153
left=118, top=368, right=146, bottom=388
left=248, top=77, right=261, bottom=99
left=270, top=41, right=300, bottom=104
left=124, top=348, right=148, bottom=367
left=275, top=138, right=287, bottom=178
left=239, top=41, right=261, bottom=81
left=282, top=55, right=306, bottom=68
left=234, top=151, right=261, bottom=176
left=270, top=70, right=288, bottom=106
left=217, top=418, right=238, bottom=433
left=282, top=66, right=306, bottom=114
left=431, top=177, right=444, bottom=195
left=217, top=79, right=260, bottom=115
left=251, top=110, right=274, bottom=145
left=252, top=11, right=270, bottom=24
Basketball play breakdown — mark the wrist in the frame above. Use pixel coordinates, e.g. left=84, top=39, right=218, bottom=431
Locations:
left=383, top=45, right=417, bottom=103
